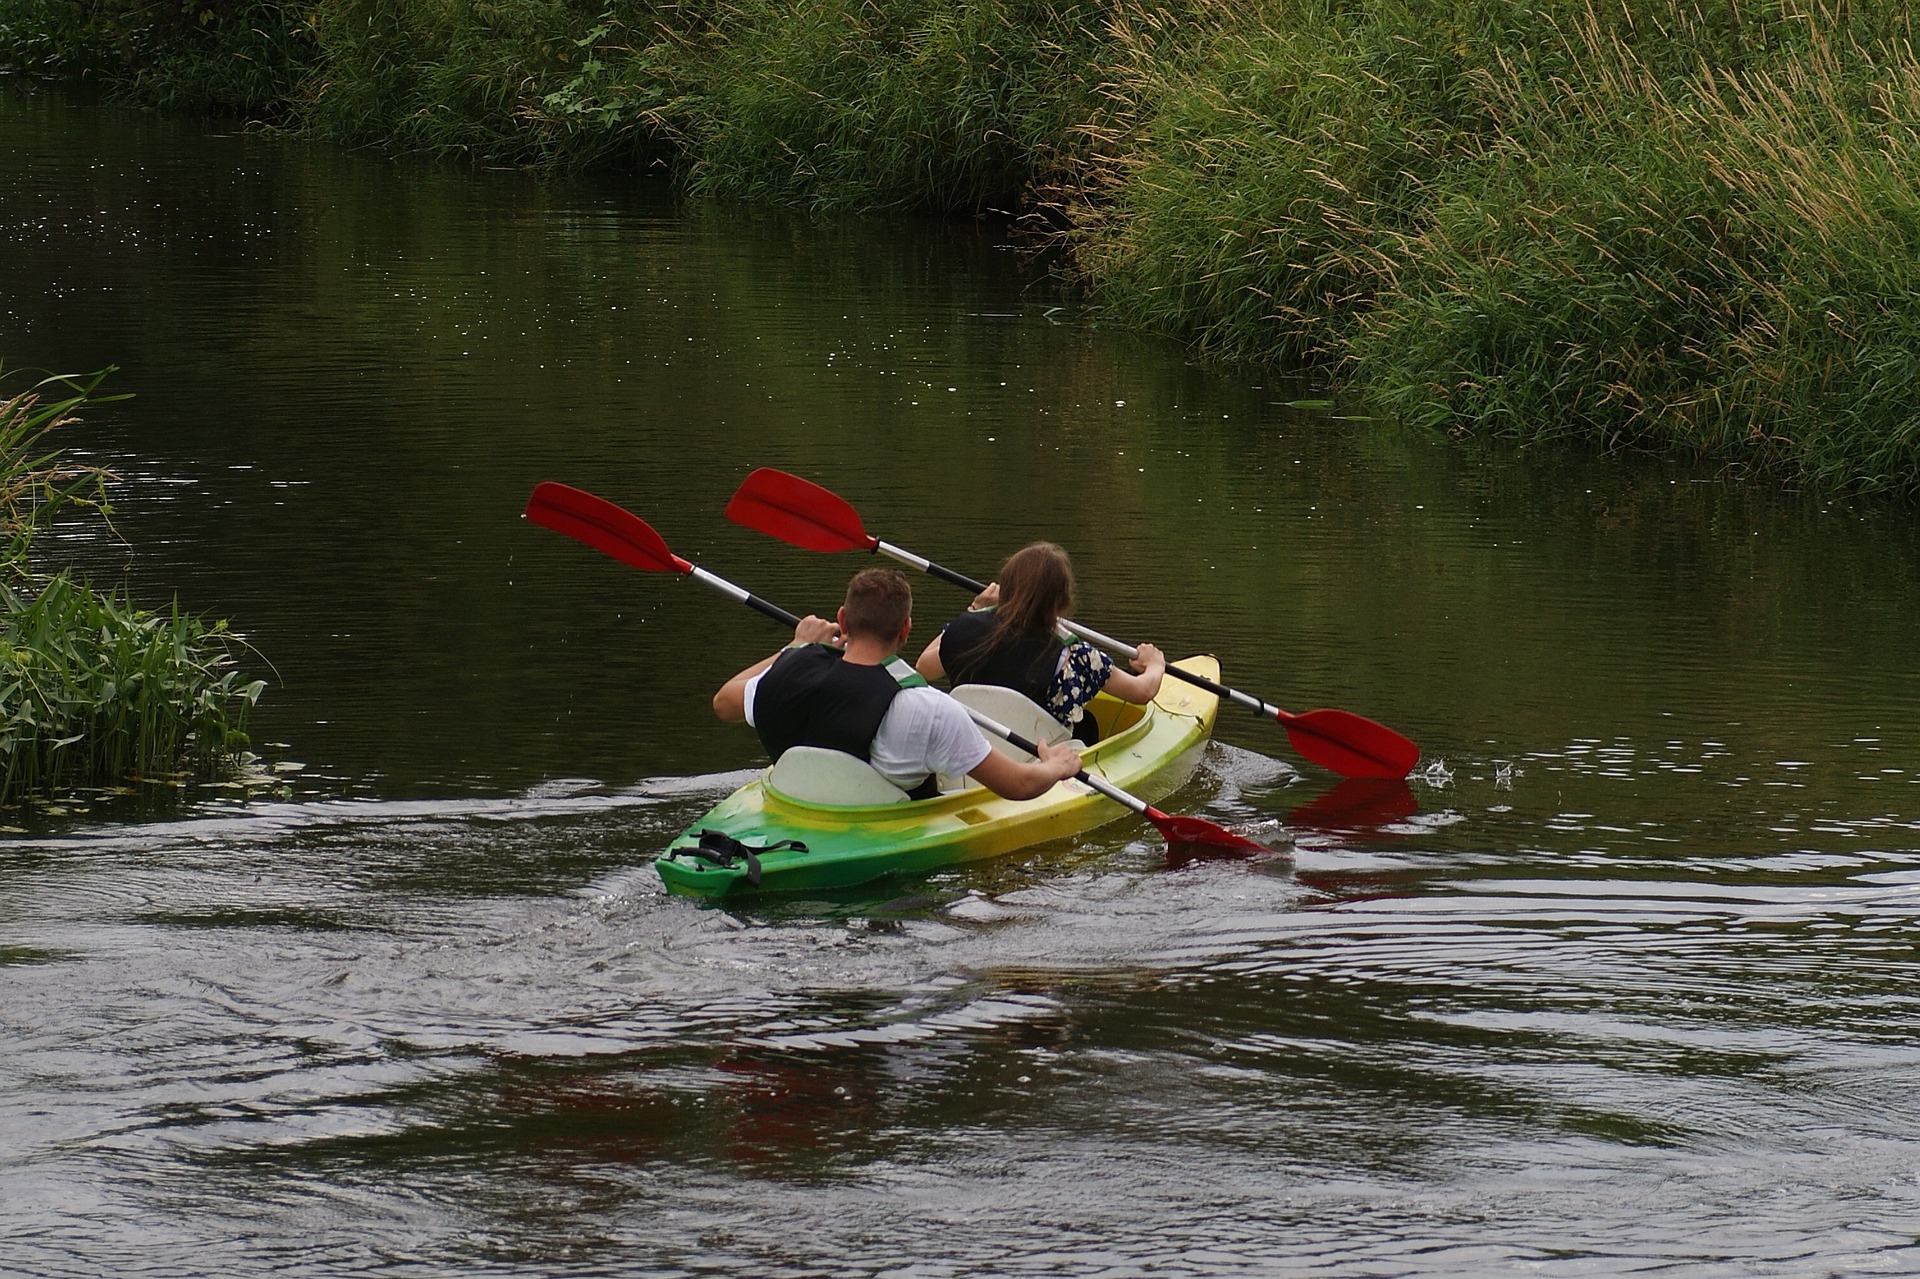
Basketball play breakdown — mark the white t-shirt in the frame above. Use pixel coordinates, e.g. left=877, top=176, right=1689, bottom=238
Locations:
left=743, top=671, right=990, bottom=790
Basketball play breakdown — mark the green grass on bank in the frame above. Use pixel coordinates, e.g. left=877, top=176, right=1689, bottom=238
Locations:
left=0, top=366, right=263, bottom=806
left=9, top=0, right=1920, bottom=491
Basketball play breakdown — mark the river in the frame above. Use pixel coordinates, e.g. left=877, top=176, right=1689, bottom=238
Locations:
left=5, top=86, right=1920, bottom=1276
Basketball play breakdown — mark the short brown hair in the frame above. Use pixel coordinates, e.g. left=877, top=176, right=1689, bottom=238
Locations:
left=842, top=567, right=912, bottom=641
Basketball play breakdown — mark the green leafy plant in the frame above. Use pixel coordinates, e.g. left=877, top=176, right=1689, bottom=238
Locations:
left=0, top=363, right=265, bottom=805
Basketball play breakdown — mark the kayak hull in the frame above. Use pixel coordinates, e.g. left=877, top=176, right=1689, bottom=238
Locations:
left=656, top=656, right=1222, bottom=899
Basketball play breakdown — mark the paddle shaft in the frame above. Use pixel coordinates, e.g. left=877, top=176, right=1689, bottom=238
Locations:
left=872, top=539, right=1290, bottom=722
left=685, top=563, right=803, bottom=632
left=524, top=480, right=1266, bottom=845
left=959, top=706, right=1156, bottom=820
left=723, top=466, right=1415, bottom=782
left=683, top=554, right=1157, bottom=814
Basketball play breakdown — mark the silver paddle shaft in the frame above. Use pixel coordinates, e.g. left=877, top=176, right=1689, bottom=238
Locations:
left=873, top=539, right=1277, bottom=721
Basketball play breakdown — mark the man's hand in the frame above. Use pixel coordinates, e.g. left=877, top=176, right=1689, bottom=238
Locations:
left=1034, top=737, right=1083, bottom=781
left=792, top=614, right=841, bottom=646
left=968, top=735, right=1082, bottom=800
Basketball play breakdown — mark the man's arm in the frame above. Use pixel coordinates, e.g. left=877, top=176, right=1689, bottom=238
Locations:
left=712, top=615, right=838, bottom=722
left=967, top=737, right=1082, bottom=801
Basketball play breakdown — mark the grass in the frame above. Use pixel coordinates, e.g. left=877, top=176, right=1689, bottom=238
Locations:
left=680, top=0, right=1108, bottom=214
left=0, top=366, right=264, bottom=806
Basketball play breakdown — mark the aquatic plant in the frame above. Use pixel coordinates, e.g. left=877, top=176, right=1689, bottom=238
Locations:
left=0, top=365, right=116, bottom=570
left=1353, top=8, right=1920, bottom=488
left=0, top=574, right=263, bottom=805
left=1061, top=0, right=1920, bottom=489
left=0, top=365, right=264, bottom=804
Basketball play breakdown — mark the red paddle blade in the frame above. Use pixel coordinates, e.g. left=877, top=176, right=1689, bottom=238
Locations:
left=525, top=482, right=691, bottom=574
left=1144, top=807, right=1270, bottom=852
left=726, top=467, right=878, bottom=553
left=1278, top=707, right=1420, bottom=779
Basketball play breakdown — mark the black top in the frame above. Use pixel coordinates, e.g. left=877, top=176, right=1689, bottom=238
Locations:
left=938, top=609, right=1061, bottom=707
left=751, top=644, right=905, bottom=763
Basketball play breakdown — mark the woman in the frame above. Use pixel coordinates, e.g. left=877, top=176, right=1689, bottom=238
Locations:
left=914, top=542, right=1166, bottom=743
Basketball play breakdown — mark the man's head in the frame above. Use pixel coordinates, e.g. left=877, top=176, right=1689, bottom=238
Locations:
left=839, top=567, right=913, bottom=648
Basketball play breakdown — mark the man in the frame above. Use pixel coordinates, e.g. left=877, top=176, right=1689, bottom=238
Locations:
left=714, top=567, right=1081, bottom=801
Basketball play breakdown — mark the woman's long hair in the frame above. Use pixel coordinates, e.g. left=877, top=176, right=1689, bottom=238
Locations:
left=988, top=542, right=1074, bottom=646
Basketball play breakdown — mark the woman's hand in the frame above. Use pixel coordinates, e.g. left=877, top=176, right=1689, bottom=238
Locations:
left=1131, top=642, right=1166, bottom=676
left=968, top=583, right=1000, bottom=610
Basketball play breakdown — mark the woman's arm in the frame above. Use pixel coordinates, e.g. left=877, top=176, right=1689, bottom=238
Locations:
left=914, top=632, right=947, bottom=682
left=1096, top=641, right=1166, bottom=704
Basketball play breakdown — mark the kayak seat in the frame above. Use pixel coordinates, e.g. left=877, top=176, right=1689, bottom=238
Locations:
left=949, top=684, right=1071, bottom=761
left=767, top=746, right=912, bottom=807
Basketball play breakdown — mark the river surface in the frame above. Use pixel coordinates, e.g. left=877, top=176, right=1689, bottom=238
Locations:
left=6, top=87, right=1920, bottom=1276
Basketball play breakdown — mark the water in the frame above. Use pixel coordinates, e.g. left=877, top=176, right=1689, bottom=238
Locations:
left=6, top=86, right=1920, bottom=1275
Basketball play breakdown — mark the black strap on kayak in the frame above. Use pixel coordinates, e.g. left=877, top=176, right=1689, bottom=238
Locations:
left=663, top=830, right=807, bottom=888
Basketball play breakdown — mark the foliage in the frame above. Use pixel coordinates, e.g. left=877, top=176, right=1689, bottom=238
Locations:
left=1350, top=7, right=1920, bottom=488
left=0, top=574, right=263, bottom=805
left=1062, top=0, right=1920, bottom=489
left=0, top=0, right=312, bottom=113
left=295, top=0, right=694, bottom=165
left=0, top=365, right=116, bottom=570
left=0, top=364, right=263, bottom=804
left=680, top=0, right=1107, bottom=214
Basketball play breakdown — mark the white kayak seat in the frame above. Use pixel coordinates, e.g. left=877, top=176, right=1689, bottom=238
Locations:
left=766, top=746, right=912, bottom=806
left=949, top=684, right=1071, bottom=762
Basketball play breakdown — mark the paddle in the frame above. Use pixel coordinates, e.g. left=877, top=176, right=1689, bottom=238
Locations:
left=725, top=467, right=1421, bottom=779
left=524, top=481, right=1267, bottom=853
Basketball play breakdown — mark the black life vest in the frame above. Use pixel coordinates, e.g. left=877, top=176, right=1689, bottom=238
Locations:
left=751, top=644, right=908, bottom=764
left=938, top=609, right=1060, bottom=707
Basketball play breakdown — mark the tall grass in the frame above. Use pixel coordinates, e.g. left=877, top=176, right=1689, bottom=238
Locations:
left=1063, top=0, right=1466, bottom=366
left=1065, top=0, right=1920, bottom=488
left=1353, top=6, right=1920, bottom=488
left=681, top=0, right=1108, bottom=213
left=0, top=0, right=311, bottom=113
left=296, top=0, right=696, bottom=166
left=0, top=366, right=263, bottom=805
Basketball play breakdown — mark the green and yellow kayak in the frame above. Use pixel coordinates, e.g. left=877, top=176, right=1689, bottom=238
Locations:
left=656, top=656, right=1223, bottom=899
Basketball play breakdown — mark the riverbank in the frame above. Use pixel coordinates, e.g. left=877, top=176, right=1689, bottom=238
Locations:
left=8, top=0, right=1920, bottom=491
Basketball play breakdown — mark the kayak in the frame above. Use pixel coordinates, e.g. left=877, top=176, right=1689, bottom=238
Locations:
left=655, top=656, right=1223, bottom=898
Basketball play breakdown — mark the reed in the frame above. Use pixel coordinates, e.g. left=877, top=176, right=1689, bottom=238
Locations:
left=0, top=366, right=264, bottom=805
left=1350, top=6, right=1920, bottom=487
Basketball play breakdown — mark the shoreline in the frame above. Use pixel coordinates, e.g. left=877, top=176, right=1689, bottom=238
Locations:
left=8, top=0, right=1920, bottom=493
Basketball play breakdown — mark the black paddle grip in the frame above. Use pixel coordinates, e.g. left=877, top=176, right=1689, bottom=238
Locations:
left=744, top=593, right=801, bottom=629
